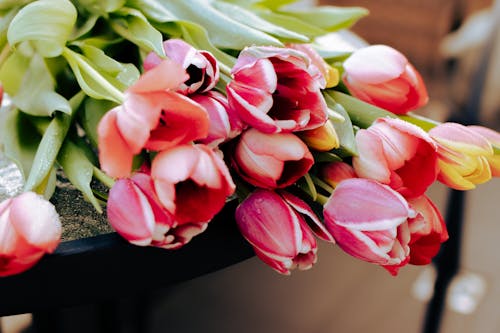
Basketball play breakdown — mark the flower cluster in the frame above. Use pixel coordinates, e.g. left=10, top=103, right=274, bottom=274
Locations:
left=0, top=0, right=499, bottom=278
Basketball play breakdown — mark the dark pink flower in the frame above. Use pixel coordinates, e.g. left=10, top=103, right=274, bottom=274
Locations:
left=232, top=128, right=314, bottom=189
left=151, top=144, right=235, bottom=226
left=236, top=189, right=333, bottom=275
left=343, top=45, right=428, bottom=115
left=0, top=192, right=61, bottom=276
left=227, top=46, right=328, bottom=133
left=353, top=117, right=438, bottom=198
left=144, top=39, right=219, bottom=95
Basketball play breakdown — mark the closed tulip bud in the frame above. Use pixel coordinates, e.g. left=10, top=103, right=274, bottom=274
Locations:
left=232, top=129, right=314, bottom=189
left=236, top=189, right=333, bottom=275
left=467, top=125, right=500, bottom=177
left=323, top=178, right=416, bottom=275
left=343, top=45, right=428, bottom=115
left=320, top=161, right=357, bottom=188
left=429, top=123, right=494, bottom=190
left=299, top=120, right=339, bottom=151
left=353, top=117, right=438, bottom=198
left=0, top=192, right=61, bottom=276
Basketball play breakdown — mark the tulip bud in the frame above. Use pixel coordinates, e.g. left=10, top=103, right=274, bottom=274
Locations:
left=429, top=123, right=494, bottom=190
left=343, top=45, right=428, bottom=115
left=236, top=189, right=332, bottom=275
left=0, top=192, right=61, bottom=276
left=299, top=120, right=339, bottom=151
left=467, top=125, right=500, bottom=177
left=320, top=161, right=357, bottom=188
left=323, top=178, right=415, bottom=275
left=232, top=129, right=314, bottom=189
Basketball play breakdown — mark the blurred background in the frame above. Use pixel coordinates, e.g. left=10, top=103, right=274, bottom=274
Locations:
left=1, top=0, right=499, bottom=332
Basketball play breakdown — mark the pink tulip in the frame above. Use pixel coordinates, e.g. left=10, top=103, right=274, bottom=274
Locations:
left=144, top=39, right=219, bottom=95
left=191, top=91, right=243, bottom=147
left=236, top=189, right=333, bottom=275
left=320, top=161, right=357, bottom=188
left=0, top=192, right=61, bottom=276
left=406, top=195, right=448, bottom=265
left=323, top=178, right=415, bottom=274
left=343, top=45, right=428, bottom=115
left=98, top=59, right=209, bottom=178
left=151, top=144, right=235, bottom=226
left=353, top=117, right=438, bottom=198
left=108, top=172, right=211, bottom=249
left=232, top=128, right=314, bottom=189
left=468, top=125, right=500, bottom=177
left=288, top=43, right=338, bottom=89
left=429, top=123, right=494, bottom=190
left=227, top=46, right=328, bottom=133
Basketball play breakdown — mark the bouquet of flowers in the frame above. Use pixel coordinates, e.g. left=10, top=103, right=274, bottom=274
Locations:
left=0, top=0, right=499, bottom=277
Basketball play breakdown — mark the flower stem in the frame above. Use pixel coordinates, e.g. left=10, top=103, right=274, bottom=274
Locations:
left=315, top=193, right=329, bottom=205
left=310, top=174, right=335, bottom=194
left=93, top=167, right=115, bottom=188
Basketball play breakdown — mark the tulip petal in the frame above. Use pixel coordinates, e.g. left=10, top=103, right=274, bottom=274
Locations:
left=129, top=59, right=188, bottom=93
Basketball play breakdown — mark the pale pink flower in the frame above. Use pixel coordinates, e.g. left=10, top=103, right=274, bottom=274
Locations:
left=144, top=39, right=219, bottom=95
left=227, top=46, right=328, bottom=133
left=468, top=125, right=500, bottom=177
left=353, top=117, right=438, bottom=198
left=323, top=178, right=415, bottom=275
left=343, top=45, right=428, bottom=115
left=232, top=128, right=314, bottom=189
left=97, top=59, right=209, bottom=178
left=0, top=192, right=61, bottom=276
left=236, top=189, right=333, bottom=275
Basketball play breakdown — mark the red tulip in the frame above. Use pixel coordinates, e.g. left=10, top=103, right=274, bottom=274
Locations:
left=97, top=59, right=209, bottom=178
left=320, top=161, right=357, bottom=188
left=288, top=43, right=339, bottom=88
left=227, top=46, right=328, bottom=133
left=232, top=128, right=314, bottom=189
left=406, top=195, right=448, bottom=266
left=0, top=192, right=61, bottom=276
left=144, top=39, right=219, bottom=95
left=323, top=178, right=415, bottom=274
left=343, top=45, right=428, bottom=115
left=151, top=144, right=235, bottom=226
left=236, top=189, right=333, bottom=275
left=353, top=117, right=438, bottom=198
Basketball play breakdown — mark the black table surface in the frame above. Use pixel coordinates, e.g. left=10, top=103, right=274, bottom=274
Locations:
left=0, top=200, right=254, bottom=316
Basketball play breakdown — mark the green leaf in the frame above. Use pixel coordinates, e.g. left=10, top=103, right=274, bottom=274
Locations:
left=313, top=151, right=342, bottom=163
left=212, top=1, right=309, bottom=43
left=328, top=90, right=395, bottom=129
left=160, top=0, right=282, bottom=49
left=23, top=112, right=72, bottom=191
left=23, top=92, right=85, bottom=192
left=35, top=166, right=57, bottom=200
left=278, top=6, right=368, bottom=32
left=4, top=52, right=71, bottom=116
left=324, top=91, right=358, bottom=156
left=126, top=0, right=177, bottom=22
left=62, top=47, right=125, bottom=103
left=0, top=108, right=41, bottom=180
left=110, top=7, right=165, bottom=56
left=7, top=0, right=77, bottom=57
left=80, top=97, right=117, bottom=147
left=58, top=139, right=102, bottom=213
left=72, top=0, right=125, bottom=15
left=0, top=0, right=32, bottom=11
left=255, top=0, right=297, bottom=10
left=254, top=10, right=325, bottom=38
left=75, top=42, right=140, bottom=87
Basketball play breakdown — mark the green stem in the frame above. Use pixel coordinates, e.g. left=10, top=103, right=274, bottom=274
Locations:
left=399, top=113, right=440, bottom=132
left=315, top=193, right=329, bottom=205
left=310, top=174, right=335, bottom=195
left=0, top=44, right=12, bottom=70
left=93, top=167, right=115, bottom=188
left=62, top=47, right=125, bottom=103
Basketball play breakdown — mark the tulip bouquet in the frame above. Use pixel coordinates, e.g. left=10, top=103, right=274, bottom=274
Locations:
left=0, top=0, right=499, bottom=278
